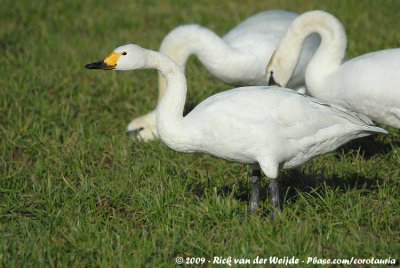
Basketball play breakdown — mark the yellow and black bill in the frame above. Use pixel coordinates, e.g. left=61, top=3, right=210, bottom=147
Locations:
left=85, top=52, right=122, bottom=70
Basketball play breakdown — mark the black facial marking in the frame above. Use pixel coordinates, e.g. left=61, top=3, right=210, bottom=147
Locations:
left=268, top=71, right=281, bottom=87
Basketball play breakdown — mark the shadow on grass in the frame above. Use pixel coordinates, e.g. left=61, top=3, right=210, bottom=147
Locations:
left=185, top=157, right=386, bottom=218
left=279, top=168, right=383, bottom=201
left=186, top=171, right=251, bottom=203
left=338, top=135, right=400, bottom=159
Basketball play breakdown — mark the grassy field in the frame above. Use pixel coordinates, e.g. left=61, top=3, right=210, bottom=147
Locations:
left=1, top=0, right=400, bottom=266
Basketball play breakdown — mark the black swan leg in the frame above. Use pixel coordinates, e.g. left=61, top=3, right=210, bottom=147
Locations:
left=249, top=167, right=261, bottom=215
left=269, top=178, right=281, bottom=220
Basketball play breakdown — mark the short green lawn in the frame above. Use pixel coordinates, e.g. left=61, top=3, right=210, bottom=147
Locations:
left=1, top=0, right=399, bottom=266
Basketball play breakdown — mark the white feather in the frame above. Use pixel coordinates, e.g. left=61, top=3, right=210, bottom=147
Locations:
left=127, top=10, right=320, bottom=141
left=266, top=10, right=400, bottom=128
left=100, top=44, right=387, bottom=180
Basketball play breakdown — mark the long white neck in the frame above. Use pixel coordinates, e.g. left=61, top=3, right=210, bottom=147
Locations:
left=156, top=24, right=238, bottom=103
left=144, top=50, right=190, bottom=151
left=276, top=11, right=347, bottom=96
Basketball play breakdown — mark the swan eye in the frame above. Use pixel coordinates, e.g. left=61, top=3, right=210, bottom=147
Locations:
left=122, top=52, right=127, bottom=55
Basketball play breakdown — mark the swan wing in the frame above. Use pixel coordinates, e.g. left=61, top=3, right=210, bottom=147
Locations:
left=186, top=86, right=386, bottom=140
left=183, top=86, right=385, bottom=168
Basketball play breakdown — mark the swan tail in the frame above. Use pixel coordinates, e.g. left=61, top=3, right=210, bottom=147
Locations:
left=301, top=92, right=386, bottom=129
left=362, top=126, right=388, bottom=135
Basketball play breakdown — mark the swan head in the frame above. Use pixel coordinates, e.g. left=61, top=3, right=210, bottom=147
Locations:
left=85, top=44, right=148, bottom=71
left=265, top=50, right=293, bottom=88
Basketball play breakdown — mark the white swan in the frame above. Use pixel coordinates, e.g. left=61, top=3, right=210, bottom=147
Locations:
left=86, top=44, right=387, bottom=217
left=266, top=10, right=400, bottom=129
left=127, top=10, right=320, bottom=141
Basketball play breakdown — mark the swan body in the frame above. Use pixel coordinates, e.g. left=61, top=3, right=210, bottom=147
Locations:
left=127, top=10, right=320, bottom=141
left=173, top=86, right=386, bottom=177
left=266, top=10, right=400, bottom=128
left=86, top=44, right=386, bottom=193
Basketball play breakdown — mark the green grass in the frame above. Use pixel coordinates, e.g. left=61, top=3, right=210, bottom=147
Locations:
left=1, top=0, right=400, bottom=266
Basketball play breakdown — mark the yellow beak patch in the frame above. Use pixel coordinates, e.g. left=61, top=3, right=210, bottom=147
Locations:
left=103, top=52, right=122, bottom=69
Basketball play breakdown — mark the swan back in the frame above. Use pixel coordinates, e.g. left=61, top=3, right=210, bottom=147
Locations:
left=223, top=10, right=298, bottom=46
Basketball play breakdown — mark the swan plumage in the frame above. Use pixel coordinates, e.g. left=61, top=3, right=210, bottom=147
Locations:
left=127, top=10, right=320, bottom=141
left=86, top=44, right=386, bottom=215
left=266, top=10, right=400, bottom=128
left=179, top=87, right=384, bottom=176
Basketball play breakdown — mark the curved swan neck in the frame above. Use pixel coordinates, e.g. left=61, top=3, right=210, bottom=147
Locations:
left=160, top=24, right=237, bottom=70
left=145, top=50, right=189, bottom=148
left=157, top=24, right=236, bottom=103
left=276, top=11, right=347, bottom=89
